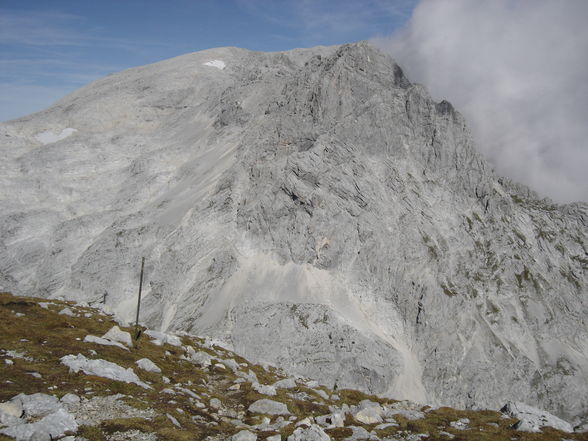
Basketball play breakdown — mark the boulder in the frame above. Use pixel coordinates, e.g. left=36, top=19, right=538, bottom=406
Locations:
left=273, top=378, right=297, bottom=389
left=136, top=358, right=161, bottom=373
left=248, top=399, right=290, bottom=416
left=102, top=326, right=133, bottom=347
left=501, top=401, right=573, bottom=433
left=287, top=424, right=330, bottom=441
left=252, top=382, right=277, bottom=396
left=352, top=400, right=383, bottom=424
left=232, top=430, right=257, bottom=441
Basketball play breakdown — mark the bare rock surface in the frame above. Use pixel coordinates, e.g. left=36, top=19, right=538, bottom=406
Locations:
left=0, top=42, right=586, bottom=422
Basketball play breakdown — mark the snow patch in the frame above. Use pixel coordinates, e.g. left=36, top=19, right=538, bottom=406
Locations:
left=203, top=60, right=226, bottom=70
left=35, top=128, right=77, bottom=145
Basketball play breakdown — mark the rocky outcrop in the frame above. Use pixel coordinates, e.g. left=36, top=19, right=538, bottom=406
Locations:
left=0, top=42, right=586, bottom=422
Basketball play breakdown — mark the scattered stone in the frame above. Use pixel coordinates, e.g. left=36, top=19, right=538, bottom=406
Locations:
left=0, top=408, right=77, bottom=441
left=228, top=384, right=241, bottom=391
left=501, top=401, right=573, bottom=433
left=314, top=389, right=329, bottom=400
left=210, top=398, right=222, bottom=409
left=135, top=358, right=161, bottom=373
left=266, top=435, right=281, bottom=441
left=167, top=413, right=181, bottom=428
left=144, top=330, right=182, bottom=347
left=439, top=431, right=455, bottom=439
left=12, top=393, right=61, bottom=418
left=287, top=424, right=330, bottom=441
left=374, top=422, right=398, bottom=430
left=102, top=326, right=133, bottom=347
left=232, top=429, right=257, bottom=441
left=449, top=418, right=470, bottom=430
left=60, top=354, right=151, bottom=389
left=220, top=358, right=240, bottom=371
left=71, top=394, right=156, bottom=426
left=83, top=335, right=128, bottom=350
left=248, top=399, right=290, bottom=416
left=0, top=400, right=23, bottom=426
left=27, top=372, right=42, bottom=379
left=352, top=400, right=383, bottom=424
left=58, top=307, right=76, bottom=317
left=316, top=412, right=345, bottom=428
left=252, top=382, right=277, bottom=396
left=273, top=378, right=297, bottom=389
left=4, top=359, right=13, bottom=365
left=59, top=393, right=80, bottom=407
left=296, top=417, right=313, bottom=427
left=187, top=350, right=213, bottom=367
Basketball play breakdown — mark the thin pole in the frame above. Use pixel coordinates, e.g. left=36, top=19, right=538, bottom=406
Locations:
left=135, top=257, right=145, bottom=335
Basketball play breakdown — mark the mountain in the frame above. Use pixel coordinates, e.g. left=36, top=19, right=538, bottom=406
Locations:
left=0, top=42, right=586, bottom=423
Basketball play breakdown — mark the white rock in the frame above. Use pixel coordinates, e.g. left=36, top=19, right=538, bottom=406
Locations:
left=252, top=382, right=277, bottom=396
left=83, top=335, right=128, bottom=350
left=13, top=394, right=61, bottom=418
left=316, top=412, right=345, bottom=428
left=144, top=330, right=182, bottom=347
left=167, top=413, right=181, bottom=428
left=59, top=393, right=80, bottom=406
left=0, top=408, right=77, bottom=441
left=449, top=418, right=469, bottom=430
left=287, top=424, right=330, bottom=441
left=220, top=358, right=240, bottom=371
left=273, top=378, right=297, bottom=389
left=58, top=307, right=76, bottom=317
left=60, top=354, right=151, bottom=389
left=248, top=399, right=290, bottom=415
left=0, top=401, right=23, bottom=426
left=352, top=400, right=383, bottom=424
left=102, top=326, right=133, bottom=347
left=232, top=430, right=257, bottom=441
left=501, top=401, right=573, bottom=433
left=295, top=417, right=312, bottom=427
left=135, top=358, right=161, bottom=373
left=314, top=389, right=329, bottom=400
left=266, top=436, right=281, bottom=441
left=209, top=398, right=222, bottom=409
left=188, top=350, right=213, bottom=367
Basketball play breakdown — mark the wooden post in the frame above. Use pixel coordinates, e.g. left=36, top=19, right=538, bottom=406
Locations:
left=135, top=257, right=145, bottom=339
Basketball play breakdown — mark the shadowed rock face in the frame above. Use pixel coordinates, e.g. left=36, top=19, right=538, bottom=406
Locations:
left=0, top=41, right=586, bottom=422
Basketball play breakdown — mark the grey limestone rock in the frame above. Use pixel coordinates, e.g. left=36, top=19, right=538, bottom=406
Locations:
left=0, top=41, right=586, bottom=422
left=248, top=399, right=290, bottom=416
left=231, top=430, right=257, bottom=441
left=287, top=424, right=330, bottom=441
left=501, top=401, right=573, bottom=433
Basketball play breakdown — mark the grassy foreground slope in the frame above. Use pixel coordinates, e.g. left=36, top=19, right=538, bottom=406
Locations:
left=0, top=292, right=583, bottom=441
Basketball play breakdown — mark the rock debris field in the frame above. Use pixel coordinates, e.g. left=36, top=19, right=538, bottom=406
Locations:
left=0, top=292, right=586, bottom=441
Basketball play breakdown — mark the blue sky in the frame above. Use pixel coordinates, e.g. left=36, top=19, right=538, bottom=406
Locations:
left=0, top=0, right=416, bottom=121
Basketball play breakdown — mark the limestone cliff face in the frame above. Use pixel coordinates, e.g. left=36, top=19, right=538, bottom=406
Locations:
left=0, top=42, right=586, bottom=422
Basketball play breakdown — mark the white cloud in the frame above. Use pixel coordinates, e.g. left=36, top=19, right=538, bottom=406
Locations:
left=374, top=0, right=588, bottom=203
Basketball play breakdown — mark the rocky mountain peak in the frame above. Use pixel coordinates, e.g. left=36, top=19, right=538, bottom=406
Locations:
left=0, top=42, right=586, bottom=423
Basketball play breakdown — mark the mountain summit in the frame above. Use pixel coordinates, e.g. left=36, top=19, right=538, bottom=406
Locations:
left=0, top=42, right=586, bottom=422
